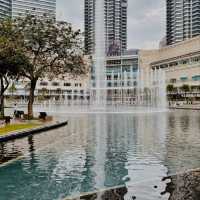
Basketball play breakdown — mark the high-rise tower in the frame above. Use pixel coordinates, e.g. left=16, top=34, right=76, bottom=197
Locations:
left=166, top=0, right=200, bottom=45
left=0, top=0, right=56, bottom=19
left=84, top=0, right=128, bottom=55
left=11, top=0, right=56, bottom=18
left=0, top=0, right=11, bottom=19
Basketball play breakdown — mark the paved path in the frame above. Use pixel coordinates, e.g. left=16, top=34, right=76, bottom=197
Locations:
left=169, top=104, right=200, bottom=110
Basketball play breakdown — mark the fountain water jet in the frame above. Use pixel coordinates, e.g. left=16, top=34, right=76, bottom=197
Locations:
left=32, top=0, right=167, bottom=113
left=89, top=0, right=167, bottom=111
left=91, top=0, right=107, bottom=108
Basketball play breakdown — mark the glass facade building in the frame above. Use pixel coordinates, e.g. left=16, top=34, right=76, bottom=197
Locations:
left=0, top=0, right=11, bottom=19
left=0, top=0, right=56, bottom=19
left=11, top=0, right=56, bottom=18
left=84, top=0, right=128, bottom=55
left=166, top=0, right=200, bottom=45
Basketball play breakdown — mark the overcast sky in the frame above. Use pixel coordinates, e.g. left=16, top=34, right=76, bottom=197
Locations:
left=57, top=0, right=166, bottom=49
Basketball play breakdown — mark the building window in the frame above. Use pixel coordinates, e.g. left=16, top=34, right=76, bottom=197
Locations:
left=192, top=75, right=200, bottom=81
left=66, top=90, right=72, bottom=94
left=180, top=77, right=188, bottom=82
left=169, top=62, right=178, bottom=67
left=52, top=82, right=59, bottom=86
left=107, top=75, right=111, bottom=80
left=107, top=60, right=121, bottom=65
left=191, top=56, right=200, bottom=63
left=40, top=82, right=48, bottom=86
left=180, top=60, right=189, bottom=65
left=170, top=79, right=176, bottom=83
left=114, top=75, right=118, bottom=80
left=64, top=83, right=71, bottom=87
left=107, top=82, right=112, bottom=87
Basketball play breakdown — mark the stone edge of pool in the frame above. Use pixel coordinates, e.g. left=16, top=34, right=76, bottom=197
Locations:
left=62, top=168, right=200, bottom=200
left=169, top=106, right=200, bottom=110
left=0, top=120, right=68, bottom=143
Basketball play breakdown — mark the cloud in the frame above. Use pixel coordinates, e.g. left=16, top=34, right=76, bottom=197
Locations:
left=56, top=0, right=83, bottom=30
left=127, top=0, right=166, bottom=49
left=57, top=0, right=166, bottom=49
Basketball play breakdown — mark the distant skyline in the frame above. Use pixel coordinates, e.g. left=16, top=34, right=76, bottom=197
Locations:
left=57, top=0, right=166, bottom=49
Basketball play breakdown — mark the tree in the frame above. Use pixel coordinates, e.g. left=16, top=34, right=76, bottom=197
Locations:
left=8, top=82, right=17, bottom=97
left=181, top=84, right=190, bottom=93
left=181, top=84, right=190, bottom=102
left=0, top=48, right=29, bottom=117
left=167, top=84, right=175, bottom=93
left=15, top=14, right=87, bottom=118
left=0, top=18, right=29, bottom=117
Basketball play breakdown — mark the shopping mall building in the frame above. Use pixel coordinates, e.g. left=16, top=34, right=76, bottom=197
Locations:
left=139, top=36, right=200, bottom=100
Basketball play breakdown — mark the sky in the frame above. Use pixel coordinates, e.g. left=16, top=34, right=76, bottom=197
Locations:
left=57, top=0, right=166, bottom=49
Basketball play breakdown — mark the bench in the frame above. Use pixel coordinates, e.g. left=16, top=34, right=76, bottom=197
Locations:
left=14, top=110, right=24, bottom=119
left=4, top=116, right=12, bottom=124
left=39, top=112, right=47, bottom=120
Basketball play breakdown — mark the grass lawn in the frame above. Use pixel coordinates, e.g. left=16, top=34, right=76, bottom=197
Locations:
left=0, top=123, right=40, bottom=136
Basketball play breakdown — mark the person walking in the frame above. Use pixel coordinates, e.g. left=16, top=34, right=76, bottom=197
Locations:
left=13, top=103, right=18, bottom=118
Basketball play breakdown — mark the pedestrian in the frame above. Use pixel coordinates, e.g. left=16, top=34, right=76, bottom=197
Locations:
left=13, top=103, right=18, bottom=117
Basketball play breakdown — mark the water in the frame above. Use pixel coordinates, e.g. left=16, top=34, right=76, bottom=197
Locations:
left=90, top=68, right=167, bottom=109
left=91, top=0, right=106, bottom=107
left=0, top=108, right=200, bottom=200
left=90, top=0, right=167, bottom=109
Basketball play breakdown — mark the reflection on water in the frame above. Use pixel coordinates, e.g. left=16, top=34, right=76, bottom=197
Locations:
left=0, top=142, right=23, bottom=164
left=66, top=169, right=200, bottom=200
left=0, top=110, right=200, bottom=200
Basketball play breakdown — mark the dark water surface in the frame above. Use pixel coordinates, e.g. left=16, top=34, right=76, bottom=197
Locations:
left=0, top=109, right=200, bottom=200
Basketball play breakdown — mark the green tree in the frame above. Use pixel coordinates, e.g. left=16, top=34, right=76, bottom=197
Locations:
left=8, top=82, right=17, bottom=97
left=181, top=84, right=190, bottom=102
left=0, top=18, right=29, bottom=117
left=194, top=85, right=200, bottom=91
left=167, top=84, right=175, bottom=93
left=15, top=14, right=87, bottom=118
left=181, top=84, right=190, bottom=93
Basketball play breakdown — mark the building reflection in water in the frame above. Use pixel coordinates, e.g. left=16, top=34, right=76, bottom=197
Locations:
left=165, top=111, right=200, bottom=174
left=0, top=141, right=23, bottom=164
left=68, top=169, right=200, bottom=200
left=1, top=110, right=200, bottom=200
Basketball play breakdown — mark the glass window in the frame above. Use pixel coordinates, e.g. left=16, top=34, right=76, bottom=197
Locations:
left=180, top=77, right=188, bottom=81
left=64, top=83, right=71, bottom=87
left=192, top=75, right=200, bottom=81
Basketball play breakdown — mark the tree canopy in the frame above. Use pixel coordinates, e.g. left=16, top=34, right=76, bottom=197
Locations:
left=16, top=14, right=87, bottom=80
left=0, top=18, right=29, bottom=117
left=0, top=15, right=87, bottom=118
left=14, top=14, right=87, bottom=118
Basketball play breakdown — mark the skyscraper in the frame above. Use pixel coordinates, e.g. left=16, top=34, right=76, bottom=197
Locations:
left=166, top=0, right=200, bottom=45
left=0, top=0, right=56, bottom=19
left=84, top=0, right=128, bottom=55
left=11, top=0, right=56, bottom=18
left=0, top=0, right=11, bottom=19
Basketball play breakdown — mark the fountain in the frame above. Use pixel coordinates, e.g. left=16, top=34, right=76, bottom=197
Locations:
left=32, top=0, right=167, bottom=113
left=90, top=0, right=107, bottom=108
left=89, top=0, right=167, bottom=111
